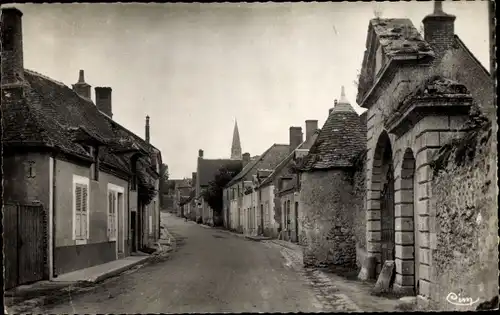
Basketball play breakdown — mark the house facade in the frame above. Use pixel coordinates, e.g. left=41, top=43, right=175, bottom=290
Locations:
left=2, top=7, right=161, bottom=288
left=356, top=2, right=497, bottom=309
left=224, top=144, right=290, bottom=236
left=195, top=149, right=243, bottom=225
left=257, top=121, right=320, bottom=240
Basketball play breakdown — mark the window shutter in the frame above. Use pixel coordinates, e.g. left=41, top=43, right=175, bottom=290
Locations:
left=113, top=194, right=117, bottom=238
left=81, top=186, right=88, bottom=239
left=108, top=192, right=113, bottom=238
left=75, top=185, right=83, bottom=238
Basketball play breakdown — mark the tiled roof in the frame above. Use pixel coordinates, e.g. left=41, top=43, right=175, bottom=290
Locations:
left=226, top=144, right=290, bottom=187
left=2, top=69, right=158, bottom=177
left=369, top=18, right=434, bottom=59
left=300, top=95, right=366, bottom=171
left=198, top=158, right=243, bottom=187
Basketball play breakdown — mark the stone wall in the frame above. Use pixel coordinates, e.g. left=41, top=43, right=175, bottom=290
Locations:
left=429, top=120, right=498, bottom=311
left=300, top=167, right=365, bottom=268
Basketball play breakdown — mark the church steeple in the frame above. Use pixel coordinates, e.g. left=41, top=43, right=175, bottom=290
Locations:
left=231, top=119, right=242, bottom=160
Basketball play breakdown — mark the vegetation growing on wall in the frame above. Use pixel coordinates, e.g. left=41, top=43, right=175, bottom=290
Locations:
left=431, top=104, right=491, bottom=177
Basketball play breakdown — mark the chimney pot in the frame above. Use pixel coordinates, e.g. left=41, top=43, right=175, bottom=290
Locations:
left=95, top=87, right=112, bottom=118
left=289, top=126, right=303, bottom=153
left=1, top=7, right=25, bottom=88
left=305, top=120, right=318, bottom=142
left=198, top=149, right=204, bottom=158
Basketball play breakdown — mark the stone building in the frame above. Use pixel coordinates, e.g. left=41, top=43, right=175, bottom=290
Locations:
left=257, top=121, right=320, bottom=241
left=356, top=2, right=497, bottom=309
left=298, top=88, right=366, bottom=269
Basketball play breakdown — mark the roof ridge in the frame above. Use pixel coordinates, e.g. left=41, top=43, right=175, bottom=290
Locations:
left=25, top=69, right=67, bottom=87
left=259, top=141, right=305, bottom=187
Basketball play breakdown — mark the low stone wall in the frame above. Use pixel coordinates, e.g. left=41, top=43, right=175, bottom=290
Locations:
left=429, top=119, right=497, bottom=311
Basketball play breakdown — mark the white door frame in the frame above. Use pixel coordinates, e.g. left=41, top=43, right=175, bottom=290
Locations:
left=108, top=183, right=125, bottom=259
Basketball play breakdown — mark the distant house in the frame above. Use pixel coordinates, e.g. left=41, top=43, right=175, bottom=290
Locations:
left=258, top=121, right=320, bottom=242
left=2, top=7, right=161, bottom=289
left=224, top=144, right=290, bottom=235
left=195, top=149, right=242, bottom=225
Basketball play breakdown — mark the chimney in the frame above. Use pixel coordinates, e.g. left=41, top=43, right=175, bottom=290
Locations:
left=95, top=87, right=112, bottom=117
left=1, top=7, right=25, bottom=94
left=289, top=127, right=303, bottom=153
left=72, top=70, right=91, bottom=99
left=305, top=120, right=318, bottom=142
left=422, top=1, right=456, bottom=59
left=145, top=115, right=150, bottom=143
left=242, top=152, right=251, bottom=166
left=198, top=149, right=204, bottom=158
left=192, top=172, right=197, bottom=187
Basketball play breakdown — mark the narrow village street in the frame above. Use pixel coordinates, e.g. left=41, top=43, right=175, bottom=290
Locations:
left=27, top=213, right=362, bottom=313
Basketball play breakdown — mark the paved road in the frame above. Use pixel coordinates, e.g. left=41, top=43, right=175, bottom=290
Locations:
left=32, top=214, right=328, bottom=313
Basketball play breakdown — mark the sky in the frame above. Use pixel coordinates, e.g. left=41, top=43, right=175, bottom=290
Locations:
left=11, top=2, right=490, bottom=179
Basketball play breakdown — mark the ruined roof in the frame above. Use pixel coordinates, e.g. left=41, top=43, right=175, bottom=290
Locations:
left=226, top=144, right=290, bottom=187
left=369, top=18, right=434, bottom=58
left=197, top=158, right=243, bottom=187
left=401, top=75, right=472, bottom=106
left=2, top=69, right=159, bottom=178
left=300, top=96, right=366, bottom=171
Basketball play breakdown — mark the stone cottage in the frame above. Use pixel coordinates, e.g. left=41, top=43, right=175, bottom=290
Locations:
left=2, top=7, right=161, bottom=289
left=298, top=88, right=366, bottom=270
left=224, top=144, right=290, bottom=235
left=356, top=1, right=497, bottom=309
left=257, top=121, right=320, bottom=241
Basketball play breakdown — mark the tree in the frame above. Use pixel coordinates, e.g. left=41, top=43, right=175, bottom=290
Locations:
left=158, top=163, right=169, bottom=208
left=201, top=164, right=242, bottom=216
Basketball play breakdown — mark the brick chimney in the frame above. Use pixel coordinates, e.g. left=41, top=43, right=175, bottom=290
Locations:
left=242, top=152, right=251, bottom=166
left=422, top=1, right=456, bottom=59
left=145, top=115, right=150, bottom=143
left=192, top=172, right=197, bottom=188
left=305, top=120, right=318, bottom=142
left=1, top=7, right=25, bottom=97
left=95, top=87, right=112, bottom=118
left=289, top=127, right=303, bottom=153
left=72, top=70, right=91, bottom=99
left=198, top=149, right=204, bottom=159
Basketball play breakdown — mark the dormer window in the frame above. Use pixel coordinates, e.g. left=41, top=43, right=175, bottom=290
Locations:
left=88, top=146, right=99, bottom=181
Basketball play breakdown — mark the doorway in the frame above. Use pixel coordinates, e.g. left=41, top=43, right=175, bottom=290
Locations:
left=117, top=192, right=125, bottom=257
left=294, top=202, right=299, bottom=243
left=131, top=211, right=137, bottom=252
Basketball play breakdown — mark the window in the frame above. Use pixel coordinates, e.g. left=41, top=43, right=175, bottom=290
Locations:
left=108, top=183, right=125, bottom=241
left=73, top=175, right=90, bottom=243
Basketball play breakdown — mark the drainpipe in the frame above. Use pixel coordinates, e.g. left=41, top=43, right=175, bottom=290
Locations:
left=52, top=155, right=57, bottom=278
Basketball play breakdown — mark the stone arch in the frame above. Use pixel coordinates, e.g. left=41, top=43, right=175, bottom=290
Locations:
left=393, top=148, right=417, bottom=296
left=367, top=130, right=395, bottom=275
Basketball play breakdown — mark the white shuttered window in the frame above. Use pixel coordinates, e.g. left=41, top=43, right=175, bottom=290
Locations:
left=74, top=182, right=89, bottom=240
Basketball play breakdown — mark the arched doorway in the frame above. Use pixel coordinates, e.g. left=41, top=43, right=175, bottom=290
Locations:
left=371, top=131, right=395, bottom=273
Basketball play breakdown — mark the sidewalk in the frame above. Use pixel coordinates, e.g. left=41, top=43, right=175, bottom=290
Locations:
left=6, top=225, right=177, bottom=314
left=266, top=239, right=407, bottom=312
